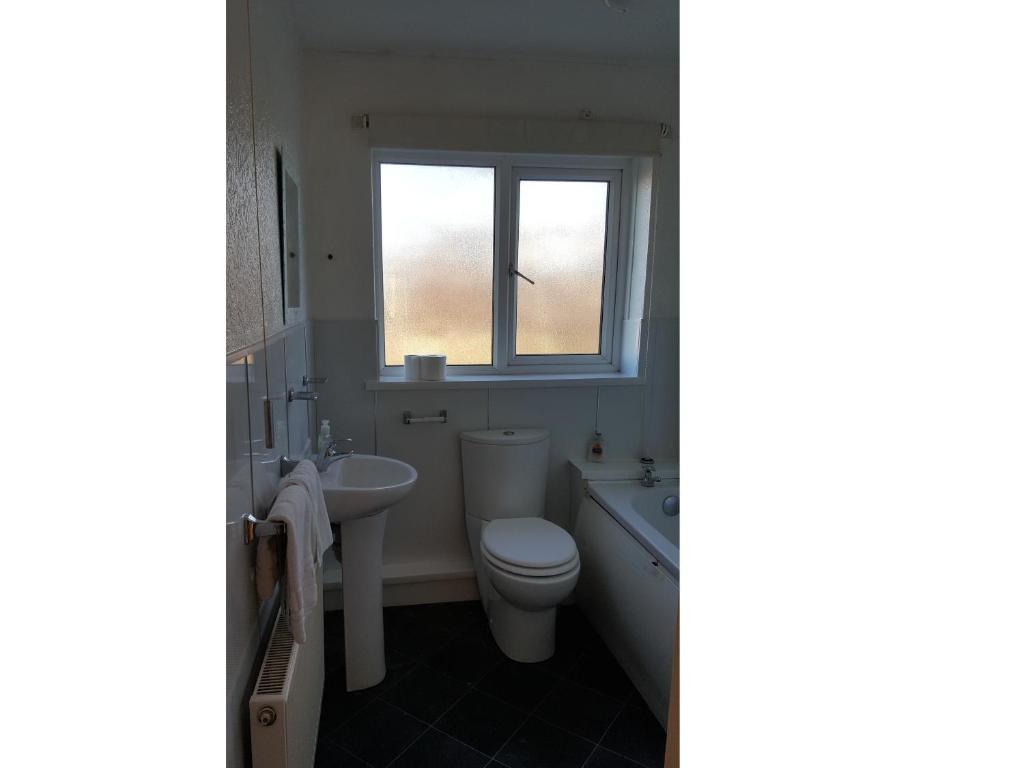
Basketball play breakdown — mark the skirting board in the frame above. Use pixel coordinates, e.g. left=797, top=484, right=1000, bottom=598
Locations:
left=322, top=551, right=480, bottom=610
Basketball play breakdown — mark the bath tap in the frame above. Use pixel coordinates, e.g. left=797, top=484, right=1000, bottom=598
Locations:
left=640, top=457, right=659, bottom=487
left=316, top=438, right=355, bottom=471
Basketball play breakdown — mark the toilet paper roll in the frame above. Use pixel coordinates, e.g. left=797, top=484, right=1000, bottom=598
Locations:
left=403, top=354, right=421, bottom=380
left=419, top=354, right=447, bottom=381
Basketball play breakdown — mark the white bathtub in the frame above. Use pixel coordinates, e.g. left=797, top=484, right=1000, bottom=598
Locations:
left=573, top=478, right=679, bottom=726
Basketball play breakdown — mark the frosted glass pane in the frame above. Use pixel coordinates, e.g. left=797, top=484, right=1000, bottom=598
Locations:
left=515, top=180, right=609, bottom=355
left=380, top=164, right=494, bottom=365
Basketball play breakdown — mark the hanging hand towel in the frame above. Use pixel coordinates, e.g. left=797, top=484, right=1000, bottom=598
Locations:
left=255, top=534, right=280, bottom=602
left=262, top=484, right=319, bottom=643
left=278, top=459, right=333, bottom=560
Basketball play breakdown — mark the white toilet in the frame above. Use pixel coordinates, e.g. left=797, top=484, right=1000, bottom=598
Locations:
left=461, top=428, right=580, bottom=662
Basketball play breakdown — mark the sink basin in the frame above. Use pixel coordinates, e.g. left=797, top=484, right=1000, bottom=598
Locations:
left=320, top=454, right=417, bottom=522
left=316, top=453, right=417, bottom=692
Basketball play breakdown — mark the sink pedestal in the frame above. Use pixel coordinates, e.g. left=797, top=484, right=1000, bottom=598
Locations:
left=340, top=509, right=388, bottom=691
left=319, top=453, right=418, bottom=691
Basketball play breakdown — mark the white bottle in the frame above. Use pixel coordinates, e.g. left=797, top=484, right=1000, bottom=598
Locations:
left=587, top=430, right=605, bottom=463
left=317, top=419, right=332, bottom=453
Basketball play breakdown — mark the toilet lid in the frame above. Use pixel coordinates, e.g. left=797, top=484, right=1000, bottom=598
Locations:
left=483, top=547, right=580, bottom=578
left=481, top=518, right=578, bottom=570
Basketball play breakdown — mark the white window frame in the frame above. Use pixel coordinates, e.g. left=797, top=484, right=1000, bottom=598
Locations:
left=371, top=148, right=635, bottom=376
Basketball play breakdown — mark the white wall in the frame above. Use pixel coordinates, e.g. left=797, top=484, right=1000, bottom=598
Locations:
left=301, top=51, right=678, bottom=321
left=249, top=0, right=309, bottom=336
left=225, top=2, right=312, bottom=768
left=226, top=324, right=315, bottom=768
left=300, top=51, right=678, bottom=590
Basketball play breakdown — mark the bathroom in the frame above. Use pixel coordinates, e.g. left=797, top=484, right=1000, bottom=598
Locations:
left=8, top=0, right=1024, bottom=766
left=227, top=1, right=679, bottom=767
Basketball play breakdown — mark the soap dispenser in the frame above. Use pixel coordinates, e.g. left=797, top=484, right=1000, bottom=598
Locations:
left=317, top=419, right=332, bottom=453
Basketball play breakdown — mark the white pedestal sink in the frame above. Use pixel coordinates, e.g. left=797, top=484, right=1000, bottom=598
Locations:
left=320, top=454, right=417, bottom=691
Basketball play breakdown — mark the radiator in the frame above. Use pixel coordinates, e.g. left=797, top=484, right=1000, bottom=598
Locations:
left=249, top=595, right=325, bottom=768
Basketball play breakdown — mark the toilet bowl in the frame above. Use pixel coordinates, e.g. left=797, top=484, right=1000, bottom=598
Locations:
left=460, top=428, right=580, bottom=663
left=481, top=518, right=580, bottom=661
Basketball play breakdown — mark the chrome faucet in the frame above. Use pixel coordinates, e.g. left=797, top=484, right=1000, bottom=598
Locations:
left=640, top=456, right=659, bottom=487
left=316, top=438, right=355, bottom=471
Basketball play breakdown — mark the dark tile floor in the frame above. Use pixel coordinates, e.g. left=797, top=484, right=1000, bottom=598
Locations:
left=315, top=601, right=666, bottom=768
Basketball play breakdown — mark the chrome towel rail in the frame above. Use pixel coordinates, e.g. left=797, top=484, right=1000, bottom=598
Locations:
left=402, top=409, right=447, bottom=425
left=242, top=513, right=284, bottom=545
left=241, top=458, right=309, bottom=543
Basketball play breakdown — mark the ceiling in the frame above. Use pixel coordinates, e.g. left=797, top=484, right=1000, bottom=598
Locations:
left=290, top=0, right=678, bottom=65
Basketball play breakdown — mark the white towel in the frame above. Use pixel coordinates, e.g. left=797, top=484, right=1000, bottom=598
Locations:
left=262, top=484, right=319, bottom=643
left=278, top=459, right=333, bottom=561
left=255, top=534, right=280, bottom=602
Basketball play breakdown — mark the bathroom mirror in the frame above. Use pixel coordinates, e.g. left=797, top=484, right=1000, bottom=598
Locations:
left=276, top=149, right=302, bottom=321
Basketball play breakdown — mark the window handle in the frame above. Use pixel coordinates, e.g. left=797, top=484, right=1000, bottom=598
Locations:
left=509, top=265, right=536, bottom=285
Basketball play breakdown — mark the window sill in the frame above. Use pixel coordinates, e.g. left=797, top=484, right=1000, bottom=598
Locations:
left=365, top=372, right=645, bottom=391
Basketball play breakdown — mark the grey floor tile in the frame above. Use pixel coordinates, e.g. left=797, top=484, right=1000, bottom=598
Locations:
left=434, top=689, right=529, bottom=756
left=389, top=727, right=491, bottom=768
left=583, top=747, right=646, bottom=768
left=381, top=663, right=471, bottom=723
left=333, top=700, right=427, bottom=767
left=314, top=738, right=373, bottom=767
left=496, top=716, right=595, bottom=768
left=534, top=678, right=622, bottom=742
left=476, top=659, right=558, bottom=711
left=600, top=705, right=666, bottom=768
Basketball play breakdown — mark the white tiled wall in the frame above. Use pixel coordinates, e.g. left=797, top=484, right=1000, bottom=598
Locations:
left=309, top=318, right=676, bottom=572
left=267, top=335, right=289, bottom=449
left=313, top=319, right=378, bottom=455
left=487, top=387, right=599, bottom=531
left=643, top=317, right=680, bottom=460
left=226, top=355, right=257, bottom=754
left=284, top=324, right=314, bottom=456
left=225, top=321, right=314, bottom=768
left=247, top=344, right=280, bottom=514
left=226, top=353, right=262, bottom=768
left=597, top=385, right=646, bottom=460
left=376, top=389, right=488, bottom=566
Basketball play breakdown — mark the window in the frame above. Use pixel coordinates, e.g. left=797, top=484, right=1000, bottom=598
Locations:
left=379, top=163, right=494, bottom=366
left=372, top=150, right=633, bottom=375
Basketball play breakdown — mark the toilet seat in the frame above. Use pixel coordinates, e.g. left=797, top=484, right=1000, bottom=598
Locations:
left=483, top=547, right=580, bottom=577
left=481, top=518, right=579, bottom=577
